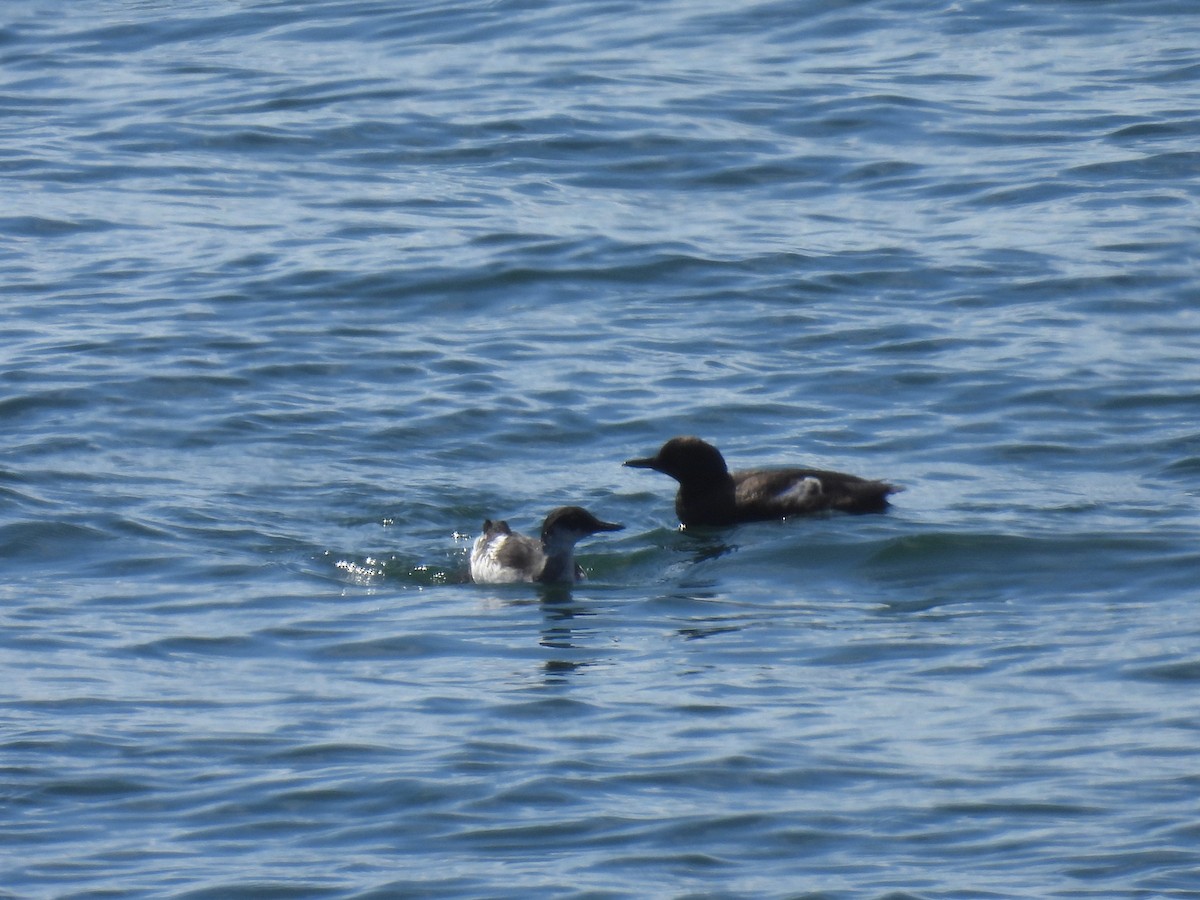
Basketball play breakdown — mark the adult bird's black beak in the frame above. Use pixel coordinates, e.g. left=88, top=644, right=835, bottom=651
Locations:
left=623, top=456, right=657, bottom=470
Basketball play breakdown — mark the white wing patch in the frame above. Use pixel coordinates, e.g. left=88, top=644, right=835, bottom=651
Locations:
left=777, top=476, right=823, bottom=503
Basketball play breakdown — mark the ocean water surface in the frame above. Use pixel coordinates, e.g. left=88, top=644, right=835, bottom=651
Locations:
left=3, top=1, right=1200, bottom=897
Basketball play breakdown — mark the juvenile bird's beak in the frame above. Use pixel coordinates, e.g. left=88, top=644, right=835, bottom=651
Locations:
left=623, top=456, right=657, bottom=469
left=594, top=520, right=624, bottom=532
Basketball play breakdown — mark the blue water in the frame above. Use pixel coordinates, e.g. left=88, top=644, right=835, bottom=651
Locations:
left=3, top=1, right=1200, bottom=897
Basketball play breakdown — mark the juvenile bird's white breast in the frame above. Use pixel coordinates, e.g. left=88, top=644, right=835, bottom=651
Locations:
left=470, top=533, right=535, bottom=584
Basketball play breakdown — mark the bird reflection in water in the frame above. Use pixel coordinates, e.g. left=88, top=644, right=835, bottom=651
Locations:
left=537, top=590, right=600, bottom=684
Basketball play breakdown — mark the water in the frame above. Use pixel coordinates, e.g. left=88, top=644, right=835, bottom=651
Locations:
left=3, top=1, right=1200, bottom=896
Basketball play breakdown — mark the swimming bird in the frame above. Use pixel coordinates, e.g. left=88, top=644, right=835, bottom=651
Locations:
left=469, top=506, right=624, bottom=584
left=624, top=436, right=900, bottom=527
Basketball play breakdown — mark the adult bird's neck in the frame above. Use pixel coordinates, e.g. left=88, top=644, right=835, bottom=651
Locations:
left=676, top=474, right=738, bottom=527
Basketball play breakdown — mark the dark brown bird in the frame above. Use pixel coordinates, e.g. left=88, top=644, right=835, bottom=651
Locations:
left=625, top=436, right=900, bottom=527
